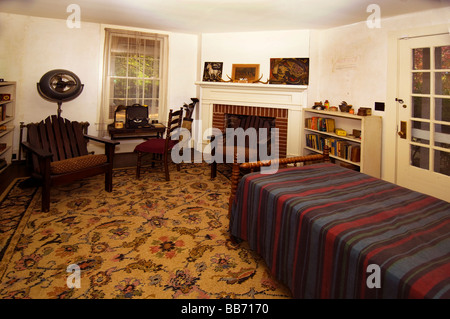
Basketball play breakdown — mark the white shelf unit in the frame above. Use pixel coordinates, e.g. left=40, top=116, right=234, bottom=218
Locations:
left=0, top=81, right=16, bottom=173
left=302, top=108, right=382, bottom=178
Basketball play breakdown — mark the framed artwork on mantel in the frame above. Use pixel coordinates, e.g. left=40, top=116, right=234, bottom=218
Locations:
left=269, top=58, right=309, bottom=85
left=231, top=64, right=260, bottom=83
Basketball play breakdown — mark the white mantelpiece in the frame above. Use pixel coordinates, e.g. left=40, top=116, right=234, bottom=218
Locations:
left=195, top=81, right=308, bottom=157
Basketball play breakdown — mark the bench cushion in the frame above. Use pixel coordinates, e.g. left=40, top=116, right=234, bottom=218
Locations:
left=50, top=154, right=107, bottom=175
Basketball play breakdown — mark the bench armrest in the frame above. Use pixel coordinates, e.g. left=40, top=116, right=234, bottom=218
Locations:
left=84, top=134, right=120, bottom=146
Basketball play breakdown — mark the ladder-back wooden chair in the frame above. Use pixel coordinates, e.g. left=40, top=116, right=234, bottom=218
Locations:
left=134, top=108, right=183, bottom=181
left=21, top=115, right=119, bottom=212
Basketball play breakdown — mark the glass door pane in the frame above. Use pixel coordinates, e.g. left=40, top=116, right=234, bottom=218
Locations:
left=433, top=45, right=450, bottom=177
left=409, top=44, right=450, bottom=176
left=412, top=97, right=430, bottom=119
left=435, top=46, right=450, bottom=69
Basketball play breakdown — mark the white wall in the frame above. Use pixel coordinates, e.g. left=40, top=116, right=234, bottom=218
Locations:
left=200, top=30, right=310, bottom=83
left=0, top=13, right=102, bottom=153
left=0, top=12, right=198, bottom=154
left=309, top=8, right=450, bottom=182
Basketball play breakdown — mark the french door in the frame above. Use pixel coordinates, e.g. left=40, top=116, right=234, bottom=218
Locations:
left=397, top=33, right=450, bottom=202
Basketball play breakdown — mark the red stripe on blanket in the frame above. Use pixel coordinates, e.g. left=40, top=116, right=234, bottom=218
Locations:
left=272, top=177, right=377, bottom=275
left=320, top=196, right=436, bottom=298
left=408, top=261, right=450, bottom=299
left=359, top=217, right=450, bottom=298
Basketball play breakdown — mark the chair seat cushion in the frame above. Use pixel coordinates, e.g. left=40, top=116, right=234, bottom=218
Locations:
left=50, top=154, right=107, bottom=175
left=134, top=138, right=177, bottom=154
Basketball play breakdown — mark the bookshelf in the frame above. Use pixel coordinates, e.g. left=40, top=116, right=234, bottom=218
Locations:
left=302, top=108, right=382, bottom=178
left=0, top=81, right=16, bottom=173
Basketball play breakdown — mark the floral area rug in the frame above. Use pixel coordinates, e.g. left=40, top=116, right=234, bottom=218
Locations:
left=0, top=178, right=38, bottom=261
left=0, top=163, right=291, bottom=299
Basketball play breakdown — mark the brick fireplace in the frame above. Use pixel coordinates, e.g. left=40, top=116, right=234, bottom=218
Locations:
left=212, top=104, right=288, bottom=158
left=195, top=81, right=308, bottom=157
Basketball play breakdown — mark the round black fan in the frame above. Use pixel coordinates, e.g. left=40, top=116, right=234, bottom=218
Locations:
left=37, top=69, right=84, bottom=117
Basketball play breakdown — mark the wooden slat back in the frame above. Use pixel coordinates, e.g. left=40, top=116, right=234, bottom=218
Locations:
left=45, top=116, right=63, bottom=160
left=44, top=117, right=60, bottom=161
left=56, top=115, right=74, bottom=160
left=26, top=116, right=89, bottom=163
left=72, top=121, right=89, bottom=156
left=65, top=120, right=80, bottom=157
left=56, top=115, right=73, bottom=159
left=166, top=108, right=183, bottom=138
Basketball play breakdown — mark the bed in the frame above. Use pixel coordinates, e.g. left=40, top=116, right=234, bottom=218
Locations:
left=229, top=154, right=450, bottom=299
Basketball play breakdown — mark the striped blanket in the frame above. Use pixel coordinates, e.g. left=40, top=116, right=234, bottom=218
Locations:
left=230, top=163, right=450, bottom=299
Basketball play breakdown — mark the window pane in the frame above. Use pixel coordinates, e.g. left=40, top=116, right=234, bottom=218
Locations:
left=435, top=46, right=450, bottom=69
left=435, top=72, right=450, bottom=96
left=127, top=79, right=143, bottom=99
left=434, top=124, right=450, bottom=149
left=411, top=121, right=430, bottom=145
left=111, top=78, right=127, bottom=98
left=412, top=97, right=430, bottom=119
left=144, top=80, right=159, bottom=98
left=111, top=54, right=127, bottom=77
left=434, top=150, right=450, bottom=176
left=413, top=48, right=430, bottom=70
left=435, top=98, right=450, bottom=122
left=411, top=145, right=429, bottom=170
left=413, top=72, right=430, bottom=94
left=128, top=56, right=141, bottom=78
left=145, top=56, right=158, bottom=78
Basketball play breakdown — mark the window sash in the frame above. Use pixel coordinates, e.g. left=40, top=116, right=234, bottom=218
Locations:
left=99, top=28, right=167, bottom=135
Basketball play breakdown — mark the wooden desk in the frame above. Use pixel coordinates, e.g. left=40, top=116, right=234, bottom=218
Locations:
left=108, top=124, right=165, bottom=139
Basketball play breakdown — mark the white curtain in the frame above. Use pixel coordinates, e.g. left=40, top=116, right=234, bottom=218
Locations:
left=98, top=28, right=166, bottom=137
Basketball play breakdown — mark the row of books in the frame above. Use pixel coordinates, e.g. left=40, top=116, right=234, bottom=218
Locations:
left=305, top=134, right=361, bottom=163
left=305, top=117, right=335, bottom=133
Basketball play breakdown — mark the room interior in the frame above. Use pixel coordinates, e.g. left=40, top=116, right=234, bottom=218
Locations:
left=0, top=1, right=449, bottom=188
left=0, top=0, right=449, bottom=301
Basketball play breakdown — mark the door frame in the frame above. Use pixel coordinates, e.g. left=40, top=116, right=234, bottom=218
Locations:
left=386, top=24, right=449, bottom=184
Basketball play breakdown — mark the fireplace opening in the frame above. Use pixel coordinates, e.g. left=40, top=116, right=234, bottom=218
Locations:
left=212, top=104, right=288, bottom=159
left=225, top=114, right=277, bottom=158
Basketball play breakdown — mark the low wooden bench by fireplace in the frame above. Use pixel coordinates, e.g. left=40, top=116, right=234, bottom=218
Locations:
left=209, top=114, right=276, bottom=178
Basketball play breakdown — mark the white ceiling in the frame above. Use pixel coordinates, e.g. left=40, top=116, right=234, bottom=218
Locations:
left=0, top=0, right=449, bottom=33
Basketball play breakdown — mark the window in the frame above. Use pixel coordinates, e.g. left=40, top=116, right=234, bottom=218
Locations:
left=100, top=28, right=167, bottom=134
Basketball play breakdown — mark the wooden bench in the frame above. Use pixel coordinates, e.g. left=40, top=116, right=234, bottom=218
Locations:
left=21, top=115, right=119, bottom=212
